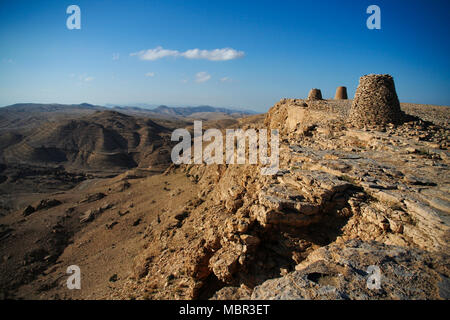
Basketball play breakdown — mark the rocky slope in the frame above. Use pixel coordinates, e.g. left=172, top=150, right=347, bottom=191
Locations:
left=110, top=98, right=449, bottom=300
left=251, top=239, right=449, bottom=300
left=1, top=111, right=172, bottom=171
left=1, top=98, right=448, bottom=300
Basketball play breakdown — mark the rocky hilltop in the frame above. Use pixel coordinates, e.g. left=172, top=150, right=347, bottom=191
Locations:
left=1, top=75, right=449, bottom=300
left=110, top=75, right=448, bottom=300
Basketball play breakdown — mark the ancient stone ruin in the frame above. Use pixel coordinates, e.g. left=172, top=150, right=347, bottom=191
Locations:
left=334, top=86, right=348, bottom=99
left=307, top=88, right=322, bottom=100
left=350, top=74, right=403, bottom=127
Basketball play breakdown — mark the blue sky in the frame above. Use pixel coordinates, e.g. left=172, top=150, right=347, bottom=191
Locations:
left=0, top=0, right=449, bottom=112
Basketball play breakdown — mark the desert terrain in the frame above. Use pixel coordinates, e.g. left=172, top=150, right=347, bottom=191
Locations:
left=0, top=83, right=449, bottom=300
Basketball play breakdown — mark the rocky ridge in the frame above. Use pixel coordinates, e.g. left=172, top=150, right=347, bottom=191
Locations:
left=2, top=94, right=448, bottom=300
left=113, top=97, right=449, bottom=300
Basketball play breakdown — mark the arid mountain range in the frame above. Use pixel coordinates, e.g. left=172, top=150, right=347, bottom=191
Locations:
left=0, top=93, right=449, bottom=300
left=0, top=103, right=256, bottom=131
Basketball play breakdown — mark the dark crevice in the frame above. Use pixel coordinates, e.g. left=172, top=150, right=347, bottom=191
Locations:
left=195, top=273, right=227, bottom=300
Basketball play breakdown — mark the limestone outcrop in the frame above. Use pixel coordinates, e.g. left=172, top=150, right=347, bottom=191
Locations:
left=251, top=240, right=450, bottom=300
left=116, top=94, right=448, bottom=300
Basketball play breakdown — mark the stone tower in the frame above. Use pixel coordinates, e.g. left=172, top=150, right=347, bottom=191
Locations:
left=334, top=86, right=348, bottom=99
left=350, top=74, right=402, bottom=126
left=307, top=88, right=322, bottom=100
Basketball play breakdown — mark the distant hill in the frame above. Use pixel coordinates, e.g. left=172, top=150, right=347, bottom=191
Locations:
left=151, top=105, right=257, bottom=117
left=0, top=103, right=106, bottom=130
left=109, top=104, right=258, bottom=120
left=0, top=103, right=258, bottom=130
left=0, top=110, right=173, bottom=171
left=0, top=103, right=102, bottom=113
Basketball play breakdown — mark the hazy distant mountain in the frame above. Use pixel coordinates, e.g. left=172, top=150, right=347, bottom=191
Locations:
left=105, top=103, right=161, bottom=109
left=0, top=103, right=104, bottom=113
left=151, top=105, right=257, bottom=116
left=0, top=103, right=258, bottom=130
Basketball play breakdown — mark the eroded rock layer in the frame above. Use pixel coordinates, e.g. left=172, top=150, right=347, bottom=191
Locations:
left=113, top=98, right=449, bottom=300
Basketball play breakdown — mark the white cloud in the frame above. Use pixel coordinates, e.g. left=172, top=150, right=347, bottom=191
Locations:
left=131, top=47, right=179, bottom=61
left=195, top=72, right=211, bottom=83
left=220, top=77, right=232, bottom=82
left=182, top=48, right=244, bottom=61
left=112, top=53, right=120, bottom=60
left=77, top=74, right=94, bottom=82
left=130, top=46, right=244, bottom=61
left=145, top=72, right=155, bottom=77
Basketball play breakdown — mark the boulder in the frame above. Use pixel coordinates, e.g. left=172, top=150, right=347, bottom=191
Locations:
left=22, top=205, right=36, bottom=216
left=35, top=199, right=62, bottom=211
